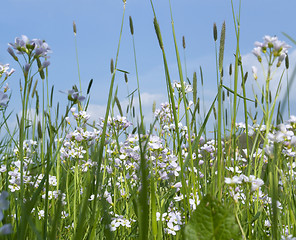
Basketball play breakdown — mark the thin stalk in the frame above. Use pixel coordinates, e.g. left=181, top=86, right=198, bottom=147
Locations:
left=168, top=0, right=198, bottom=201
left=151, top=1, right=189, bottom=220
left=90, top=2, right=126, bottom=236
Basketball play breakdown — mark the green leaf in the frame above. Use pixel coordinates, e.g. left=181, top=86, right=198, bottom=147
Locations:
left=222, top=84, right=254, bottom=102
left=184, top=195, right=240, bottom=240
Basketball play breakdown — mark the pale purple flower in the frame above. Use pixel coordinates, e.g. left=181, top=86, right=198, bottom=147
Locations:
left=0, top=91, right=9, bottom=107
left=7, top=47, right=18, bottom=61
left=0, top=191, right=9, bottom=212
left=42, top=61, right=50, bottom=69
left=9, top=35, right=29, bottom=54
left=0, top=224, right=12, bottom=235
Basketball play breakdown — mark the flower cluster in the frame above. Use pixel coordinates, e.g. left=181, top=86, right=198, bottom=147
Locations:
left=8, top=35, right=51, bottom=58
left=172, top=80, right=193, bottom=94
left=110, top=214, right=135, bottom=231
left=0, top=63, right=14, bottom=81
left=252, top=35, right=290, bottom=67
left=7, top=35, right=51, bottom=80
left=97, top=115, right=132, bottom=136
left=156, top=208, right=183, bottom=235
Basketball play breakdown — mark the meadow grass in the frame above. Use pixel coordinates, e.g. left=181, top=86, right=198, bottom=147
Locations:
left=0, top=0, right=296, bottom=239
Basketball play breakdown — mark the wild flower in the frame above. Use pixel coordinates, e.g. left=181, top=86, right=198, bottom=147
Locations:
left=0, top=63, right=14, bottom=80
left=172, top=80, right=193, bottom=94
left=0, top=91, right=9, bottom=107
left=9, top=35, right=51, bottom=58
left=38, top=210, right=44, bottom=219
left=252, top=35, right=290, bottom=67
left=0, top=191, right=12, bottom=236
left=109, top=215, right=134, bottom=231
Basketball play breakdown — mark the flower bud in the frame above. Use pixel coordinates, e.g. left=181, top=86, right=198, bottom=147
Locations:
left=24, top=63, right=30, bottom=75
left=252, top=66, right=258, bottom=80
left=42, top=61, right=50, bottom=69
left=7, top=47, right=18, bottom=61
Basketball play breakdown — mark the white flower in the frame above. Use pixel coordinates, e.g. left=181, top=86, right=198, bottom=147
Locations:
left=38, top=210, right=45, bottom=219
left=252, top=66, right=258, bottom=80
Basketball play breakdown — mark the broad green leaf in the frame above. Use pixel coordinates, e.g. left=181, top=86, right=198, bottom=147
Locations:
left=184, top=195, right=240, bottom=240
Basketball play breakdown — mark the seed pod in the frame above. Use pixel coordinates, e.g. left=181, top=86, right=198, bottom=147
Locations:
left=213, top=23, right=217, bottom=42
left=269, top=90, right=272, bottom=103
left=182, top=36, right=186, bottom=49
left=285, top=54, right=289, bottom=69
left=129, top=16, right=134, bottom=35
left=197, top=97, right=200, bottom=114
left=222, top=90, right=225, bottom=102
left=110, top=58, right=114, bottom=74
left=37, top=58, right=42, bottom=69
left=73, top=21, right=77, bottom=35
left=229, top=63, right=232, bottom=76
left=255, top=95, right=258, bottom=108
left=133, top=106, right=135, bottom=118
left=39, top=69, right=45, bottom=80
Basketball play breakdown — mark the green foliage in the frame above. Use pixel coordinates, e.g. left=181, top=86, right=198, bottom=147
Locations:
left=184, top=195, right=240, bottom=240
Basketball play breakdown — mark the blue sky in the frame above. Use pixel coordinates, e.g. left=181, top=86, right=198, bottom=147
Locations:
left=1, top=0, right=296, bottom=126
